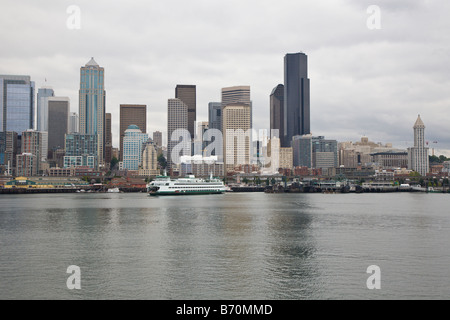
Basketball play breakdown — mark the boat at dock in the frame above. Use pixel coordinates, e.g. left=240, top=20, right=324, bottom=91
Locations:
left=147, top=175, right=226, bottom=196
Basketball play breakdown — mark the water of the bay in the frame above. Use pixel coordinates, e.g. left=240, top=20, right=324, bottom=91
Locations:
left=0, top=192, right=449, bottom=300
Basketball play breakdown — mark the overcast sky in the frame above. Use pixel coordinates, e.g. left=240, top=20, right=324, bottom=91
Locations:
left=1, top=0, right=449, bottom=154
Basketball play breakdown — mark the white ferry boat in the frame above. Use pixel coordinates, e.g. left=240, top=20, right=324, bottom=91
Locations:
left=147, top=175, right=226, bottom=196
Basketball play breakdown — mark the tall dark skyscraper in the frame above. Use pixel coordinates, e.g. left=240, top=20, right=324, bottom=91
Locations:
left=48, top=97, right=69, bottom=154
left=284, top=52, right=310, bottom=146
left=270, top=84, right=284, bottom=146
left=105, top=113, right=112, bottom=165
left=175, top=85, right=196, bottom=139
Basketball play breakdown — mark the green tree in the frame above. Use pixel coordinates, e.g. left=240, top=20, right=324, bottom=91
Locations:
left=110, top=157, right=119, bottom=169
left=158, top=154, right=167, bottom=169
left=271, top=178, right=276, bottom=185
left=243, top=177, right=249, bottom=185
left=429, top=155, right=440, bottom=164
left=409, top=171, right=421, bottom=178
left=266, top=178, right=270, bottom=186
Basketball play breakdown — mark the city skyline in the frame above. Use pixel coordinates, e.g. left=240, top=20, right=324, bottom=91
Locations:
left=0, top=1, right=449, bottom=156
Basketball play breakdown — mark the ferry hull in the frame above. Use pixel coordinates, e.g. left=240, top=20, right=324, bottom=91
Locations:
left=148, top=190, right=225, bottom=196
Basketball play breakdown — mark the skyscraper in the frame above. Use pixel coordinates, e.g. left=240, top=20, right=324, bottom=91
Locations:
left=79, top=58, right=105, bottom=165
left=48, top=97, right=69, bottom=154
left=105, top=113, right=112, bottom=165
left=284, top=53, right=310, bottom=146
left=122, top=125, right=149, bottom=171
left=408, top=115, right=430, bottom=176
left=119, top=104, right=147, bottom=160
left=152, top=131, right=162, bottom=148
left=270, top=84, right=284, bottom=146
left=222, top=103, right=252, bottom=172
left=221, top=86, right=251, bottom=106
left=36, top=87, right=54, bottom=132
left=69, top=112, right=79, bottom=134
left=0, top=75, right=35, bottom=135
left=222, top=86, right=252, bottom=129
left=208, top=102, right=222, bottom=132
left=167, top=98, right=188, bottom=172
left=175, top=85, right=196, bottom=139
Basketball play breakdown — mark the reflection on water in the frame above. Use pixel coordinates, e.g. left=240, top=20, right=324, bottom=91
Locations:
left=1, top=193, right=450, bottom=299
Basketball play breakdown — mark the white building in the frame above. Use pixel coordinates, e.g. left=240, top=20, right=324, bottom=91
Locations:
left=122, top=125, right=149, bottom=171
left=69, top=112, right=79, bottom=133
left=408, top=115, right=429, bottom=176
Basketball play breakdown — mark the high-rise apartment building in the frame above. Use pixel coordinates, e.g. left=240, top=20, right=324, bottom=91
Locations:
left=0, top=75, right=35, bottom=135
left=270, top=84, right=285, bottom=146
left=175, top=85, right=196, bottom=139
left=119, top=104, right=147, bottom=160
left=36, top=87, right=54, bottom=132
left=79, top=58, right=105, bottom=165
left=284, top=53, right=310, bottom=145
left=167, top=98, right=188, bottom=172
left=64, top=133, right=98, bottom=169
left=408, top=115, right=429, bottom=176
left=222, top=103, right=252, bottom=172
left=21, top=130, right=48, bottom=173
left=122, top=125, right=149, bottom=171
left=16, top=153, right=37, bottom=177
left=48, top=97, right=69, bottom=154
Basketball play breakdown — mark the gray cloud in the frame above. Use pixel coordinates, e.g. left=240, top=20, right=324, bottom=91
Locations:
left=1, top=0, right=449, bottom=155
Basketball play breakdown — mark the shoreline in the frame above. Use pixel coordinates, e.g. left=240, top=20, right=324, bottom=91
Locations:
left=1, top=187, right=448, bottom=195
